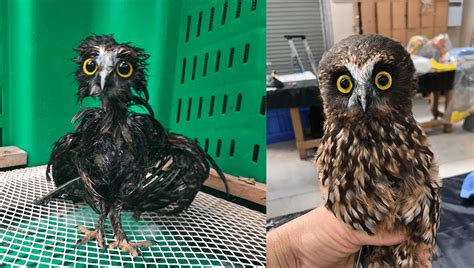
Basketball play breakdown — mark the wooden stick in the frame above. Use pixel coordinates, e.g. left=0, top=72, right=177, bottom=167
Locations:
left=0, top=146, right=27, bottom=168
left=205, top=169, right=266, bottom=206
left=419, top=119, right=449, bottom=129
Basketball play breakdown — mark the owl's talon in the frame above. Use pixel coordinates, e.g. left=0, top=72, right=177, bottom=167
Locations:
left=133, top=211, right=142, bottom=222
left=136, top=248, right=143, bottom=256
left=75, top=225, right=106, bottom=249
left=108, top=236, right=151, bottom=257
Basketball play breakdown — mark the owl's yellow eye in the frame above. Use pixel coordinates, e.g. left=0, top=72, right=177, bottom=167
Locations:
left=116, top=61, right=133, bottom=78
left=336, top=75, right=353, bottom=94
left=375, top=71, right=392, bottom=90
left=83, top=58, right=98, bottom=76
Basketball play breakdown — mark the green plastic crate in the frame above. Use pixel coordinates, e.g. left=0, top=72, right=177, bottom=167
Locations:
left=0, top=0, right=265, bottom=182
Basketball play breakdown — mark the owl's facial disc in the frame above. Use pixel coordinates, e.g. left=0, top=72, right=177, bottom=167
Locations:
left=75, top=35, right=151, bottom=107
left=319, top=34, right=416, bottom=120
left=85, top=47, right=122, bottom=96
left=81, top=46, right=135, bottom=101
left=345, top=61, right=378, bottom=113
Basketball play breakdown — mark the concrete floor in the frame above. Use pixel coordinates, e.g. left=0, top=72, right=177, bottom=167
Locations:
left=267, top=96, right=474, bottom=218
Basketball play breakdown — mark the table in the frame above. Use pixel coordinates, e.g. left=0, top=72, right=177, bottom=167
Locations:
left=267, top=80, right=322, bottom=159
left=417, top=70, right=456, bottom=132
left=267, top=70, right=456, bottom=159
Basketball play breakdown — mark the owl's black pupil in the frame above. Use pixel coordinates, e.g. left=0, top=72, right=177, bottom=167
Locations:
left=118, top=62, right=130, bottom=74
left=378, top=75, right=389, bottom=86
left=86, top=61, right=96, bottom=72
left=340, top=78, right=350, bottom=89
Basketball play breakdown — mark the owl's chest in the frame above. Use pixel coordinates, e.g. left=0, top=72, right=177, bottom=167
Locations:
left=325, top=140, right=411, bottom=182
left=75, top=117, right=146, bottom=171
left=316, top=121, right=437, bottom=234
left=316, top=123, right=431, bottom=189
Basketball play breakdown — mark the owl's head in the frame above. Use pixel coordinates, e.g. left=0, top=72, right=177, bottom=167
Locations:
left=74, top=34, right=150, bottom=107
left=318, top=34, right=416, bottom=121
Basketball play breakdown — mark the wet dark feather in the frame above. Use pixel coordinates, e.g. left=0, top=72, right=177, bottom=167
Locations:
left=36, top=35, right=228, bottom=252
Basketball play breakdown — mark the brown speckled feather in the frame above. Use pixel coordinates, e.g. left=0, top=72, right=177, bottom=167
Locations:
left=316, top=34, right=440, bottom=267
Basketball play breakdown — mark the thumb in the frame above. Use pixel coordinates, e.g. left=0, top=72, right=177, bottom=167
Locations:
left=354, top=230, right=408, bottom=246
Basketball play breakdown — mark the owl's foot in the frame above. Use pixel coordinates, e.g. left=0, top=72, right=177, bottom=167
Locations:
left=133, top=211, right=142, bottom=222
left=108, top=236, right=151, bottom=257
left=415, top=243, right=436, bottom=268
left=392, top=241, right=435, bottom=268
left=367, top=263, right=392, bottom=268
left=367, top=255, right=393, bottom=268
left=75, top=225, right=106, bottom=250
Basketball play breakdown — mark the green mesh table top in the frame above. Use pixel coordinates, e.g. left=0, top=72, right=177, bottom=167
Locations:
left=0, top=166, right=266, bottom=267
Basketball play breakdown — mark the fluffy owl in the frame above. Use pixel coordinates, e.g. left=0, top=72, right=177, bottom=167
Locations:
left=315, top=34, right=440, bottom=267
left=37, top=35, right=228, bottom=256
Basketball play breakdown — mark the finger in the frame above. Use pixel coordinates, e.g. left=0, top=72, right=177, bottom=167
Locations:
left=417, top=244, right=432, bottom=268
left=317, top=206, right=408, bottom=247
left=356, top=230, right=408, bottom=246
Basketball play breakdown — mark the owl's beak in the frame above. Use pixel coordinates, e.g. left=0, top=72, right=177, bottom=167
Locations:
left=355, top=87, right=369, bottom=112
left=357, top=94, right=368, bottom=112
left=99, top=66, right=114, bottom=90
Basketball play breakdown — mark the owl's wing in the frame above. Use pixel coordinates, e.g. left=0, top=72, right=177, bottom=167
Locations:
left=35, top=132, right=83, bottom=205
left=126, top=132, right=229, bottom=214
left=37, top=108, right=105, bottom=205
left=398, top=163, right=441, bottom=248
left=46, top=133, right=80, bottom=184
left=37, top=113, right=229, bottom=211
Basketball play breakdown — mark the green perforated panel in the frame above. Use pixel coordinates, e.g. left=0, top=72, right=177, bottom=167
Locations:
left=1, top=0, right=265, bottom=182
left=168, top=0, right=266, bottom=182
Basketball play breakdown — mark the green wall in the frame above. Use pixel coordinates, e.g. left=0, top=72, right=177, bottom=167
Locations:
left=0, top=0, right=266, bottom=182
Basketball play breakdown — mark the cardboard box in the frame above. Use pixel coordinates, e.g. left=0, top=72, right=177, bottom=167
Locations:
left=407, top=0, right=421, bottom=28
left=361, top=0, right=376, bottom=34
left=433, top=26, right=448, bottom=36
left=407, top=28, right=421, bottom=41
left=392, top=0, right=407, bottom=29
left=421, top=27, right=435, bottom=39
left=434, top=0, right=449, bottom=27
left=377, top=0, right=391, bottom=36
left=354, top=0, right=448, bottom=42
left=421, top=3, right=435, bottom=27
left=392, top=28, right=407, bottom=45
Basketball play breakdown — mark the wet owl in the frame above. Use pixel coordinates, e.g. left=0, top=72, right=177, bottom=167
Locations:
left=316, top=34, right=440, bottom=267
left=38, top=35, right=228, bottom=257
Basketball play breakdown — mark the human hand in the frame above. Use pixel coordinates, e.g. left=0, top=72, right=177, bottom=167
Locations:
left=267, top=206, right=409, bottom=268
